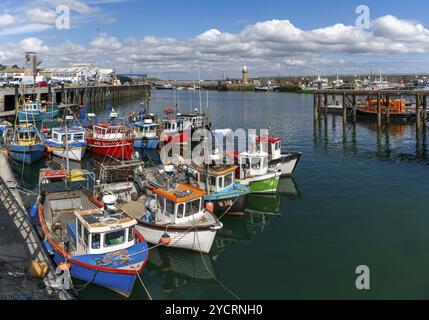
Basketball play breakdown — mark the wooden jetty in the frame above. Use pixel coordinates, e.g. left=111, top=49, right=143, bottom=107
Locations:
left=313, top=89, right=428, bottom=138
left=0, top=152, right=73, bottom=300
left=0, top=84, right=150, bottom=119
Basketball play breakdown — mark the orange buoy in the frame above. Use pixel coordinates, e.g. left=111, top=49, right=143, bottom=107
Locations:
left=160, top=233, right=172, bottom=245
left=58, top=262, right=71, bottom=272
left=5, top=149, right=10, bottom=156
left=205, top=202, right=214, bottom=213
left=47, top=146, right=53, bottom=154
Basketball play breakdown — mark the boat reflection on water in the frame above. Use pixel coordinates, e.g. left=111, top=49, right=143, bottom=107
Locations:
left=213, top=177, right=300, bottom=256
left=278, top=178, right=301, bottom=200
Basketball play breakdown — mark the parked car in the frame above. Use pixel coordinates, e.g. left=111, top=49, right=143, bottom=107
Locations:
left=0, top=81, right=8, bottom=88
left=36, top=81, right=49, bottom=88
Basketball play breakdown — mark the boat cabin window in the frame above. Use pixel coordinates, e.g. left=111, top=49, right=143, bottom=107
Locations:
left=18, top=131, right=35, bottom=140
left=77, top=221, right=83, bottom=238
left=224, top=173, right=233, bottom=188
left=165, top=199, right=175, bottom=216
left=272, top=142, right=281, bottom=151
left=95, top=127, right=105, bottom=134
left=53, top=132, right=59, bottom=141
left=74, top=133, right=84, bottom=142
left=128, top=226, right=135, bottom=242
left=62, top=134, right=73, bottom=143
left=106, top=127, right=121, bottom=135
left=209, top=175, right=217, bottom=187
left=177, top=203, right=185, bottom=219
left=104, top=230, right=125, bottom=247
left=185, top=199, right=201, bottom=217
left=92, top=233, right=101, bottom=250
left=83, top=228, right=89, bottom=248
left=164, top=122, right=177, bottom=131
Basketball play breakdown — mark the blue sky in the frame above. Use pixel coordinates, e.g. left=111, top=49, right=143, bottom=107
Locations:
left=1, top=0, right=429, bottom=79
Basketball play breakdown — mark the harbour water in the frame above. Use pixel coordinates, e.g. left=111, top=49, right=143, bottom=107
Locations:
left=11, top=90, right=429, bottom=300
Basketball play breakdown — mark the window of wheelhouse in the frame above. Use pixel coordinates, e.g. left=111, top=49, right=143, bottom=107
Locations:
left=177, top=203, right=184, bottom=219
left=95, top=126, right=106, bottom=134
left=185, top=199, right=201, bottom=217
left=53, top=132, right=60, bottom=141
left=104, top=230, right=125, bottom=247
left=165, top=199, right=175, bottom=217
left=74, top=133, right=84, bottom=142
left=83, top=228, right=89, bottom=248
left=224, top=173, right=233, bottom=188
left=91, top=233, right=101, bottom=249
left=251, top=157, right=262, bottom=169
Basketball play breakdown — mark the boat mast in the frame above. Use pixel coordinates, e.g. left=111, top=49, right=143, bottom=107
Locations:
left=198, top=65, right=202, bottom=114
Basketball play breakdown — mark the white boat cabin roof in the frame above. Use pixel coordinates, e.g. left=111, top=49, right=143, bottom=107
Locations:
left=240, top=151, right=269, bottom=159
left=75, top=207, right=137, bottom=234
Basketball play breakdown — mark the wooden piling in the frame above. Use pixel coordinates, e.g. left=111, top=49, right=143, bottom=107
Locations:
left=342, top=93, right=347, bottom=125
left=377, top=93, right=382, bottom=127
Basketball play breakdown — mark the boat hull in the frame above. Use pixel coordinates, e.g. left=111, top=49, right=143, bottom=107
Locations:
left=356, top=108, right=416, bottom=121
left=8, top=144, right=45, bottom=164
left=87, top=137, right=134, bottom=160
left=269, top=153, right=302, bottom=177
left=17, top=110, right=59, bottom=122
left=136, top=223, right=219, bottom=254
left=44, top=240, right=138, bottom=296
left=46, top=141, right=86, bottom=162
left=210, top=194, right=247, bottom=217
left=134, top=138, right=159, bottom=149
left=240, top=173, right=281, bottom=194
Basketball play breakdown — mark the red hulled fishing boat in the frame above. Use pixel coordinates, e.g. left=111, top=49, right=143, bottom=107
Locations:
left=86, top=123, right=135, bottom=160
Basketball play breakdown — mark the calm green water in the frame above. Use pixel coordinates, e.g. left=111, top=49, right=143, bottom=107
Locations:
left=13, top=90, right=429, bottom=300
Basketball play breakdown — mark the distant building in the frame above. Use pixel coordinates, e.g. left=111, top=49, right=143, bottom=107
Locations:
left=40, top=63, right=117, bottom=84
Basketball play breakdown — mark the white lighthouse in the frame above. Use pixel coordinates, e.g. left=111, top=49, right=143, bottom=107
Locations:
left=242, top=66, right=249, bottom=84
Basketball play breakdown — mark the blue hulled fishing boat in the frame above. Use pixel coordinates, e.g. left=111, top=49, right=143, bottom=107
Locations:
left=133, top=119, right=160, bottom=149
left=17, top=101, right=59, bottom=123
left=35, top=169, right=149, bottom=297
left=186, top=164, right=251, bottom=216
left=7, top=125, right=45, bottom=164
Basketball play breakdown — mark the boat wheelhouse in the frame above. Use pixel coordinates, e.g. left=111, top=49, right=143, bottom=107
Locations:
left=237, top=151, right=281, bottom=194
left=188, top=165, right=250, bottom=216
left=257, top=135, right=302, bottom=177
left=177, top=112, right=205, bottom=130
left=7, top=125, right=45, bottom=164
left=160, top=118, right=190, bottom=145
left=129, top=184, right=222, bottom=254
left=36, top=170, right=149, bottom=297
left=17, top=101, right=59, bottom=123
left=133, top=119, right=160, bottom=149
left=46, top=127, right=87, bottom=162
left=86, top=123, right=135, bottom=160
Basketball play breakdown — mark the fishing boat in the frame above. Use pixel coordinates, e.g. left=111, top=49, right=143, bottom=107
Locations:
left=159, top=110, right=190, bottom=146
left=257, top=135, right=302, bottom=177
left=356, top=98, right=415, bottom=121
left=177, top=111, right=206, bottom=131
left=133, top=119, right=160, bottom=149
left=17, top=101, right=59, bottom=123
left=86, top=123, right=135, bottom=160
left=237, top=151, right=281, bottom=194
left=119, top=183, right=223, bottom=254
left=254, top=85, right=271, bottom=92
left=185, top=164, right=250, bottom=217
left=35, top=169, right=149, bottom=297
left=45, top=116, right=87, bottom=162
left=7, top=124, right=45, bottom=164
